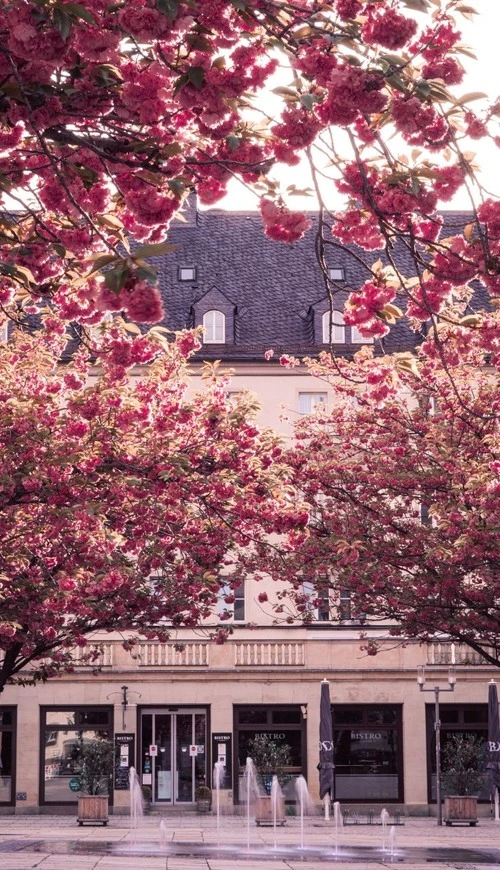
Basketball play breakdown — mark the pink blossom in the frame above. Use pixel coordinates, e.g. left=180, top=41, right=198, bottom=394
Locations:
left=260, top=198, right=312, bottom=244
left=124, top=282, right=165, bottom=324
left=362, top=9, right=417, bottom=50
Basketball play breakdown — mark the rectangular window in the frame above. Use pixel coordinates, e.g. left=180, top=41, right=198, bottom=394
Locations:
left=317, top=588, right=331, bottom=622
left=328, top=267, right=345, bottom=281
left=218, top=580, right=245, bottom=622
left=178, top=266, right=196, bottom=281
left=0, top=706, right=15, bottom=805
left=425, top=704, right=489, bottom=802
left=233, top=581, right=245, bottom=622
left=333, top=704, right=403, bottom=803
left=298, top=392, right=327, bottom=414
left=351, top=326, right=374, bottom=344
left=41, top=706, right=113, bottom=805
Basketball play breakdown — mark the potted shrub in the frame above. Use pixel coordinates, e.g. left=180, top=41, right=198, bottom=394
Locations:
left=441, top=733, right=486, bottom=826
left=74, top=737, right=114, bottom=826
left=195, top=784, right=212, bottom=813
left=247, top=734, right=292, bottom=826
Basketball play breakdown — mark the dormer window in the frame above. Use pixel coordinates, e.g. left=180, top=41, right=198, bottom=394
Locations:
left=178, top=266, right=197, bottom=281
left=322, top=310, right=345, bottom=344
left=351, top=325, right=374, bottom=344
left=328, top=267, right=345, bottom=281
left=203, top=309, right=225, bottom=343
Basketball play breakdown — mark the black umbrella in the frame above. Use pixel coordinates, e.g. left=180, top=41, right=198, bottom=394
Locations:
left=318, top=679, right=334, bottom=802
left=487, top=681, right=500, bottom=800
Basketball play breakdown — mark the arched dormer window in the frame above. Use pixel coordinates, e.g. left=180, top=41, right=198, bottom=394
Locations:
left=322, top=310, right=345, bottom=344
left=351, top=325, right=374, bottom=344
left=203, top=309, right=225, bottom=343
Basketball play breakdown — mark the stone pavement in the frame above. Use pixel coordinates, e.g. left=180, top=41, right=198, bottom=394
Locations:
left=1, top=813, right=500, bottom=870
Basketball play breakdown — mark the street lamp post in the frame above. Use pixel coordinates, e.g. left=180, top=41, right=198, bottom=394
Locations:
left=417, top=666, right=457, bottom=826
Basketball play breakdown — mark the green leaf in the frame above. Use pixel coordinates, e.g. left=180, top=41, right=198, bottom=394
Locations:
left=104, top=262, right=130, bottom=294
left=53, top=8, right=73, bottom=40
left=133, top=241, right=176, bottom=258
left=402, top=0, right=430, bottom=11
left=63, top=3, right=97, bottom=25
left=226, top=135, right=241, bottom=153
left=186, top=66, right=205, bottom=90
left=157, top=0, right=179, bottom=20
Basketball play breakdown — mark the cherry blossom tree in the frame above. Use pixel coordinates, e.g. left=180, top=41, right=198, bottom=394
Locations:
left=0, top=0, right=498, bottom=359
left=274, top=330, right=500, bottom=666
left=0, top=327, right=299, bottom=692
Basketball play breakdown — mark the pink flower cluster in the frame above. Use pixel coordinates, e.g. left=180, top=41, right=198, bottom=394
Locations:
left=343, top=281, right=396, bottom=338
left=317, top=66, right=387, bottom=127
left=96, top=277, right=165, bottom=324
left=392, top=95, right=450, bottom=148
left=406, top=277, right=453, bottom=320
left=362, top=8, right=417, bottom=50
left=260, top=198, right=312, bottom=244
left=331, top=209, right=384, bottom=251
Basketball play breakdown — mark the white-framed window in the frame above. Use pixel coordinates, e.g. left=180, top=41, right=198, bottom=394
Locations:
left=351, top=325, right=374, bottom=344
left=338, top=589, right=366, bottom=623
left=298, top=392, right=327, bottom=414
left=322, top=310, right=345, bottom=344
left=302, top=581, right=331, bottom=622
left=203, top=309, right=225, bottom=343
left=218, top=579, right=245, bottom=622
left=178, top=266, right=197, bottom=281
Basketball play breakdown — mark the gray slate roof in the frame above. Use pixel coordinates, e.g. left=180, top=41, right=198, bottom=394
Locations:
left=155, top=205, right=476, bottom=362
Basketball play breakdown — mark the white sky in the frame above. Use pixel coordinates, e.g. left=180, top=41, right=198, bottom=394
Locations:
left=216, top=2, right=500, bottom=211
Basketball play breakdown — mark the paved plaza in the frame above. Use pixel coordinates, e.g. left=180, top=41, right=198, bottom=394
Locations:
left=1, top=813, right=500, bottom=870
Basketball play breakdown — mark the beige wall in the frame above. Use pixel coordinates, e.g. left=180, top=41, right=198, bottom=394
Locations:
left=1, top=632, right=495, bottom=813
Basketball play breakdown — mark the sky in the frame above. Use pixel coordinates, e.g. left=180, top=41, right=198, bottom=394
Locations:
left=217, top=2, right=500, bottom=212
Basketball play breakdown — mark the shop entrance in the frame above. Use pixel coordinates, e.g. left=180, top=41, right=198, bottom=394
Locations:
left=140, top=709, right=207, bottom=804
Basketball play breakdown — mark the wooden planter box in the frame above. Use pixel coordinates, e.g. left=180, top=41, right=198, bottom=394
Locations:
left=444, top=795, right=478, bottom=826
left=77, top=794, right=109, bottom=826
left=255, top=795, right=286, bottom=826
left=196, top=799, right=212, bottom=813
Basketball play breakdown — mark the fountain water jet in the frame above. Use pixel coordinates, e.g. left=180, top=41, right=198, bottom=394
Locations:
left=270, top=775, right=284, bottom=849
left=333, top=800, right=343, bottom=855
left=129, top=767, right=143, bottom=842
left=295, top=776, right=314, bottom=850
left=389, top=825, right=396, bottom=858
left=381, top=808, right=390, bottom=851
left=213, top=760, right=225, bottom=847
left=242, top=757, right=260, bottom=850
left=159, top=820, right=168, bottom=849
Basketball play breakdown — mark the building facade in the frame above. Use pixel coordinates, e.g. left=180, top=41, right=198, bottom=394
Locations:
left=0, top=203, right=494, bottom=814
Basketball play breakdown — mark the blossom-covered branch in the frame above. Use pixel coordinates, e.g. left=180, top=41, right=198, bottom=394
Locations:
left=0, top=0, right=497, bottom=359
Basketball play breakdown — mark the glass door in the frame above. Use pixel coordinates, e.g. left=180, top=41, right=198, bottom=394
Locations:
left=140, top=709, right=207, bottom=804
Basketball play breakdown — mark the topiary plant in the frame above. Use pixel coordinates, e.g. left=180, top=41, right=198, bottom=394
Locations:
left=73, top=737, right=114, bottom=796
left=247, top=734, right=292, bottom=792
left=441, top=733, right=487, bottom=797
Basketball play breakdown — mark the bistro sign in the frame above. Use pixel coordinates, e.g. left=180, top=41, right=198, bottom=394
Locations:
left=352, top=732, right=383, bottom=741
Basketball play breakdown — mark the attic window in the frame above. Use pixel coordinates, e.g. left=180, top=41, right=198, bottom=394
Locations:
left=203, top=309, right=225, bottom=343
left=178, top=266, right=196, bottom=281
left=328, top=267, right=345, bottom=281
left=322, top=310, right=345, bottom=343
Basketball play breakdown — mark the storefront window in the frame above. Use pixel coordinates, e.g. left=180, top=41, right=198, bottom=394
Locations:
left=333, top=705, right=403, bottom=802
left=41, top=707, right=113, bottom=805
left=0, top=707, right=15, bottom=805
left=425, top=704, right=488, bottom=802
left=234, top=706, right=306, bottom=803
